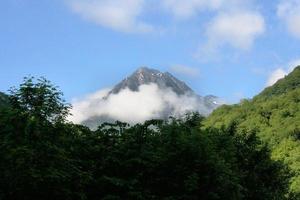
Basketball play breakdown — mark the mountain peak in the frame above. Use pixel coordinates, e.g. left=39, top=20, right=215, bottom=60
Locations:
left=81, top=67, right=221, bottom=128
left=109, top=67, right=193, bottom=95
left=136, top=66, right=158, bottom=73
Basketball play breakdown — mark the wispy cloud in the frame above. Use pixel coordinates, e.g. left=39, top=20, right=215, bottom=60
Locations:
left=67, top=0, right=154, bottom=33
left=266, top=59, right=300, bottom=87
left=161, top=0, right=223, bottom=19
left=277, top=0, right=300, bottom=38
left=66, top=0, right=265, bottom=57
left=170, top=65, right=200, bottom=77
left=177, top=0, right=266, bottom=58
left=266, top=68, right=287, bottom=87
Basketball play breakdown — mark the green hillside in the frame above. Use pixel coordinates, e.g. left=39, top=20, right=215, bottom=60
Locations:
left=204, top=66, right=300, bottom=197
left=258, top=66, right=300, bottom=99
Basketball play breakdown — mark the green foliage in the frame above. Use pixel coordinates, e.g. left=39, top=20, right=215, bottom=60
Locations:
left=9, top=77, right=71, bottom=123
left=0, top=77, right=291, bottom=199
left=0, top=92, right=9, bottom=109
left=259, top=66, right=300, bottom=99
left=205, top=67, right=300, bottom=197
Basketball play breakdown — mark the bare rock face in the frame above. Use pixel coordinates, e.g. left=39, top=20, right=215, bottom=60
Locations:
left=108, top=67, right=193, bottom=96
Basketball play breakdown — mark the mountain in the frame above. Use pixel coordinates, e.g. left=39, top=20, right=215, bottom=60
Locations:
left=81, top=67, right=221, bottom=128
left=108, top=67, right=193, bottom=95
left=107, top=67, right=220, bottom=105
left=204, top=66, right=300, bottom=197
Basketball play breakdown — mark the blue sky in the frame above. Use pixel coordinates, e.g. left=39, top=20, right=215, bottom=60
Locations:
left=1, top=0, right=300, bottom=103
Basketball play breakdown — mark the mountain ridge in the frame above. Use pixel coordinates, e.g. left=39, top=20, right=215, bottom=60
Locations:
left=108, top=67, right=194, bottom=96
left=81, top=67, right=221, bottom=128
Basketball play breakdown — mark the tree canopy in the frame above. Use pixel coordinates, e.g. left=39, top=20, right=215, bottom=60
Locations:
left=0, top=77, right=293, bottom=199
left=9, top=77, right=71, bottom=123
left=205, top=66, right=300, bottom=198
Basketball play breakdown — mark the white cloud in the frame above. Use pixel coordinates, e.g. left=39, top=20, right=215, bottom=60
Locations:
left=66, top=0, right=264, bottom=55
left=288, top=59, right=300, bottom=70
left=161, top=0, right=224, bottom=19
left=205, top=11, right=265, bottom=50
left=277, top=0, right=300, bottom=38
left=67, top=0, right=153, bottom=33
left=170, top=65, right=200, bottom=77
left=161, top=0, right=253, bottom=19
left=266, top=59, right=300, bottom=87
left=164, top=0, right=265, bottom=55
left=266, top=68, right=287, bottom=87
left=69, top=83, right=214, bottom=125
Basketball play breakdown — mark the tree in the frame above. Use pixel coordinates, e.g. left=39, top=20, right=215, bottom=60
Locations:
left=9, top=77, right=71, bottom=123
left=0, top=77, right=83, bottom=200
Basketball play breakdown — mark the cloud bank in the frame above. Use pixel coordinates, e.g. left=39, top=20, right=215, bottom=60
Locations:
left=69, top=83, right=213, bottom=125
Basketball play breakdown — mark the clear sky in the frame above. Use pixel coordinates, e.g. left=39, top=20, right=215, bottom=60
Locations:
left=1, top=0, right=300, bottom=103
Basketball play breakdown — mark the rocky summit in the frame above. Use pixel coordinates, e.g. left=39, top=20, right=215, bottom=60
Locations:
left=82, top=67, right=222, bottom=129
left=108, top=67, right=193, bottom=96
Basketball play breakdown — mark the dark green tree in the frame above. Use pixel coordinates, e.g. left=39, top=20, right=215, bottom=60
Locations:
left=9, top=77, right=71, bottom=123
left=0, top=77, right=84, bottom=200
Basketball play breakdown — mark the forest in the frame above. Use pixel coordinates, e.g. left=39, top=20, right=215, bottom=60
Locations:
left=205, top=66, right=300, bottom=198
left=0, top=74, right=299, bottom=199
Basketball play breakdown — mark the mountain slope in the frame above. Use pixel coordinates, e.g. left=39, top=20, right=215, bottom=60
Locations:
left=204, top=66, right=300, bottom=196
left=77, top=67, right=221, bottom=129
left=108, top=67, right=221, bottom=110
left=258, top=66, right=300, bottom=99
left=109, top=67, right=193, bottom=95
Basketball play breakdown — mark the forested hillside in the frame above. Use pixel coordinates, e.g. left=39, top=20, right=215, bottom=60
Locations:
left=205, top=66, right=300, bottom=197
left=258, top=66, right=300, bottom=98
left=0, top=77, right=291, bottom=199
